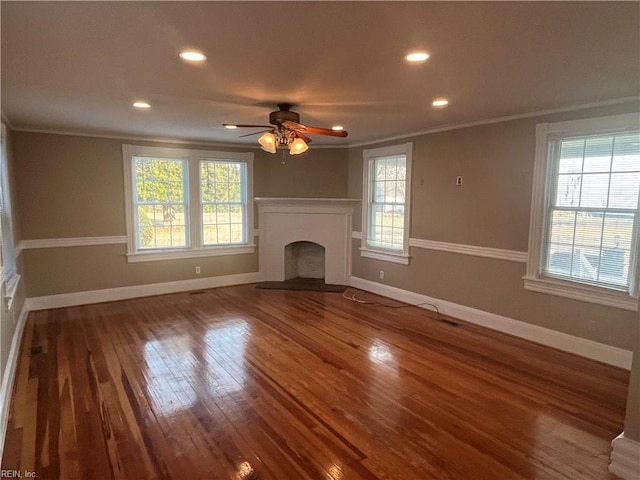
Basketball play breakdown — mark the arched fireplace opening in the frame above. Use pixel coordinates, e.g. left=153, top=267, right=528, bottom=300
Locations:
left=284, top=241, right=325, bottom=282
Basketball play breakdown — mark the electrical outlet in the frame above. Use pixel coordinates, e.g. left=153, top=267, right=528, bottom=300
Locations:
left=195, top=266, right=201, bottom=274
left=379, top=270, right=384, bottom=279
left=456, top=176, right=463, bottom=186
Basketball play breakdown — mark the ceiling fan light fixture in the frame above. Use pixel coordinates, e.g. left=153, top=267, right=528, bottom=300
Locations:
left=133, top=101, right=151, bottom=109
left=258, top=132, right=277, bottom=153
left=289, top=137, right=309, bottom=155
left=224, top=124, right=238, bottom=129
left=331, top=125, right=344, bottom=131
left=432, top=98, right=449, bottom=108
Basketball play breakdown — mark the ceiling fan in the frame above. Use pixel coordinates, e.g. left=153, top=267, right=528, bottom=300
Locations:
left=223, top=103, right=348, bottom=155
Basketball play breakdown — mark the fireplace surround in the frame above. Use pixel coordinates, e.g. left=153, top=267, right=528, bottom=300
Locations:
left=255, top=198, right=359, bottom=285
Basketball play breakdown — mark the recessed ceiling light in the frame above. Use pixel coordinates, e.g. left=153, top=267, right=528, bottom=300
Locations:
left=405, top=51, right=429, bottom=63
left=133, top=101, right=151, bottom=109
left=224, top=124, right=238, bottom=130
left=432, top=98, right=449, bottom=108
left=331, top=125, right=344, bottom=131
left=179, top=50, right=206, bottom=63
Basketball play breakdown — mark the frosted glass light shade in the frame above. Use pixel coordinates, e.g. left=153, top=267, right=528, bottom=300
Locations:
left=289, top=137, right=309, bottom=155
left=258, top=132, right=277, bottom=154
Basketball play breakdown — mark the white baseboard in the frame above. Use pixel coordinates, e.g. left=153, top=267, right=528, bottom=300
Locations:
left=349, top=277, right=633, bottom=370
left=28, top=272, right=264, bottom=311
left=0, top=303, right=29, bottom=461
left=610, top=433, right=640, bottom=479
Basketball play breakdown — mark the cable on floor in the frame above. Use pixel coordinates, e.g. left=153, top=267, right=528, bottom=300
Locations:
left=342, top=287, right=443, bottom=321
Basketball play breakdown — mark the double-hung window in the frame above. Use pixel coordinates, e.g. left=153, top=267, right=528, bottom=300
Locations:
left=361, top=142, right=412, bottom=265
left=525, top=113, right=640, bottom=310
left=123, top=145, right=254, bottom=262
left=0, top=123, right=19, bottom=308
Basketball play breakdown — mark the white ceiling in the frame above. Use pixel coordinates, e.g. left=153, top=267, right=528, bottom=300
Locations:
left=2, top=1, right=639, bottom=147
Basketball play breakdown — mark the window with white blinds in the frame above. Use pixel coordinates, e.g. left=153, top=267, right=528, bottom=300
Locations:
left=544, top=133, right=639, bottom=291
left=525, top=113, right=640, bottom=310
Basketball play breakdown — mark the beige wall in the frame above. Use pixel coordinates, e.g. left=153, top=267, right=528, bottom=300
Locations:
left=13, top=132, right=349, bottom=297
left=349, top=101, right=640, bottom=351
left=254, top=147, right=348, bottom=199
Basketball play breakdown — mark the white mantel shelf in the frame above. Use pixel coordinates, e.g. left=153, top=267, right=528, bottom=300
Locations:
left=255, top=197, right=359, bottom=285
left=255, top=197, right=360, bottom=207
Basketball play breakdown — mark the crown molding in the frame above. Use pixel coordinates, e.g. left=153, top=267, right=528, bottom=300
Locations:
left=348, top=96, right=640, bottom=148
left=7, top=98, right=638, bottom=151
left=10, top=127, right=260, bottom=150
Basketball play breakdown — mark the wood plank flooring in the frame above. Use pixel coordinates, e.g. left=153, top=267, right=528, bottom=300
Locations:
left=1, top=284, right=629, bottom=479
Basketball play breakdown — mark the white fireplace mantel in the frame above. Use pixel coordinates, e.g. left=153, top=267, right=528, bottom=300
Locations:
left=255, top=198, right=360, bottom=285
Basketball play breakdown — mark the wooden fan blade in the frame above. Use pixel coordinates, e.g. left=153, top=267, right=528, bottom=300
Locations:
left=282, top=121, right=305, bottom=131
left=223, top=123, right=272, bottom=128
left=238, top=129, right=273, bottom=138
left=295, top=132, right=313, bottom=144
left=282, top=121, right=348, bottom=137
left=303, top=126, right=348, bottom=137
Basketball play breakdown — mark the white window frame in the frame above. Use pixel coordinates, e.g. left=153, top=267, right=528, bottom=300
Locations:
left=360, top=142, right=412, bottom=265
left=0, top=123, right=20, bottom=309
left=123, top=144, right=254, bottom=262
left=524, top=113, right=640, bottom=311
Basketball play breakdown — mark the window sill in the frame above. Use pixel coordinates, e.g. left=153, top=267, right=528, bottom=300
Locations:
left=127, top=244, right=256, bottom=263
left=523, top=275, right=638, bottom=311
left=360, top=247, right=410, bottom=265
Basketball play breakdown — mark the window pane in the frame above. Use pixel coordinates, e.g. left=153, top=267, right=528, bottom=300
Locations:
left=548, top=210, right=575, bottom=245
left=203, top=204, right=216, bottom=225
left=579, top=173, right=609, bottom=208
left=546, top=243, right=572, bottom=276
left=574, top=212, right=604, bottom=248
left=370, top=203, right=384, bottom=229
left=138, top=226, right=154, bottom=248
left=384, top=158, right=397, bottom=181
left=608, top=173, right=640, bottom=209
left=230, top=205, right=243, bottom=224
left=170, top=226, right=186, bottom=247
left=602, top=212, right=634, bottom=250
left=230, top=223, right=243, bottom=243
left=135, top=158, right=154, bottom=202
left=375, top=160, right=385, bottom=181
left=570, top=246, right=599, bottom=280
left=612, top=134, right=640, bottom=172
left=203, top=225, right=217, bottom=244
left=583, top=136, right=613, bottom=172
left=558, top=139, right=584, bottom=173
left=556, top=174, right=581, bottom=207
left=217, top=224, right=232, bottom=244
left=147, top=158, right=183, bottom=202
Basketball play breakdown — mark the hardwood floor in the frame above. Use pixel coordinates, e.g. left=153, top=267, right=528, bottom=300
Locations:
left=1, top=284, right=629, bottom=479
